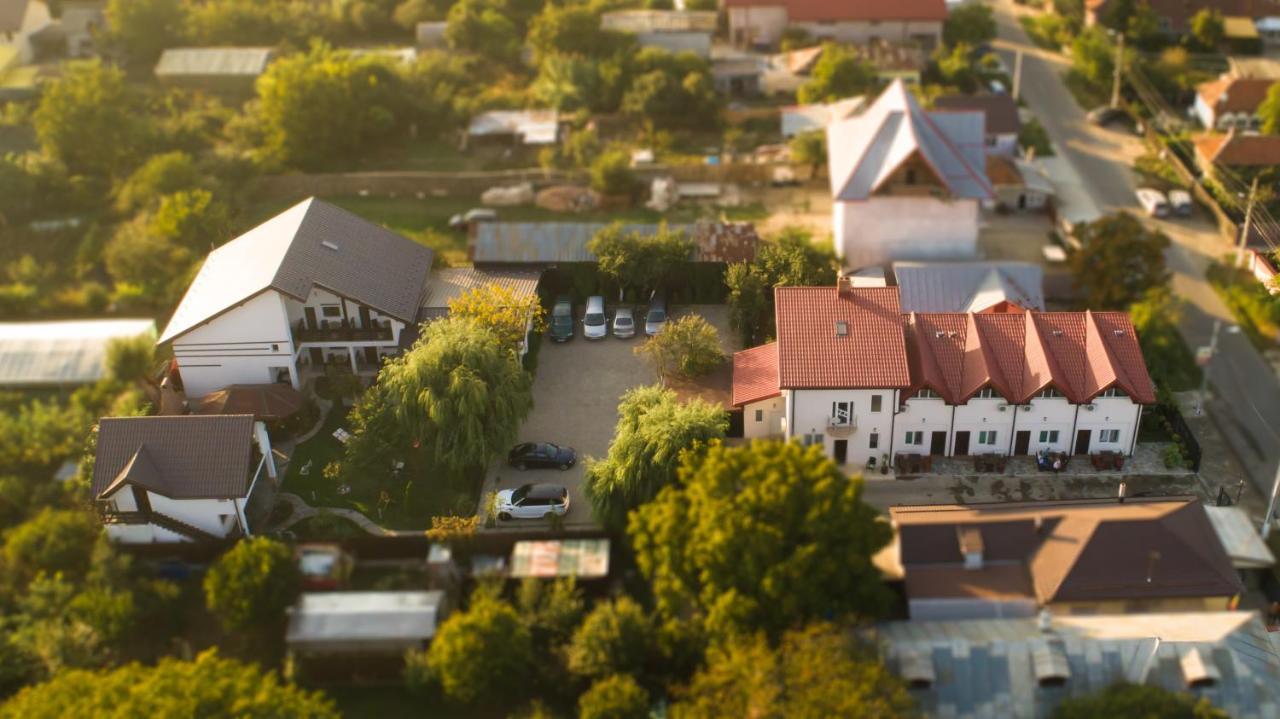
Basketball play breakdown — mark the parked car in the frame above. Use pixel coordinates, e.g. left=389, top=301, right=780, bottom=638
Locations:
left=583, top=295, right=608, bottom=340
left=1086, top=106, right=1130, bottom=127
left=495, top=483, right=571, bottom=521
left=1136, top=187, right=1170, bottom=217
left=549, top=296, right=574, bottom=342
left=645, top=294, right=667, bottom=336
left=1168, top=189, right=1193, bottom=216
left=613, top=306, right=636, bottom=339
left=507, top=442, right=577, bottom=470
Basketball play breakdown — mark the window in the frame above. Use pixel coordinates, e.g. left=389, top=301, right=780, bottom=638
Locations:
left=905, top=431, right=923, bottom=445
left=831, top=401, right=852, bottom=425
left=915, top=389, right=939, bottom=399
left=978, top=431, right=998, bottom=445
left=974, top=388, right=1000, bottom=399
left=1099, top=387, right=1127, bottom=398
left=1099, top=429, right=1120, bottom=443
left=271, top=343, right=279, bottom=352
left=321, top=305, right=342, bottom=318
left=905, top=168, right=918, bottom=185
left=803, top=433, right=823, bottom=446
left=869, top=433, right=879, bottom=449
left=755, top=409, right=763, bottom=422
left=871, top=395, right=882, bottom=413
left=1039, top=430, right=1060, bottom=443
left=1037, top=387, right=1062, bottom=399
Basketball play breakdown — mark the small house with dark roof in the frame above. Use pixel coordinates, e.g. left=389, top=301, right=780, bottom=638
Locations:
left=934, top=93, right=1022, bottom=157
left=92, top=415, right=277, bottom=544
left=159, top=197, right=435, bottom=396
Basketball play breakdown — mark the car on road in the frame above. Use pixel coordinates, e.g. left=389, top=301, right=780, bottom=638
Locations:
left=507, top=442, right=577, bottom=471
left=495, top=483, right=571, bottom=521
left=583, top=295, right=608, bottom=340
left=613, top=306, right=636, bottom=338
left=549, top=296, right=574, bottom=342
left=645, top=294, right=667, bottom=336
left=1136, top=187, right=1170, bottom=217
left=1168, top=189, right=1193, bottom=216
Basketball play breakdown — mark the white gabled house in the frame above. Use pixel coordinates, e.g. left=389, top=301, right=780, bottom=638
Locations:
left=732, top=280, right=1158, bottom=469
left=826, top=80, right=993, bottom=271
left=92, top=415, right=277, bottom=543
left=159, top=198, right=435, bottom=397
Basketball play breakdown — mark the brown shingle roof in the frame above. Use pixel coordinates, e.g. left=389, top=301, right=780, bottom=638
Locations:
left=195, top=384, right=307, bottom=420
left=1195, top=131, right=1280, bottom=167
left=92, top=415, right=256, bottom=500
left=1196, top=76, right=1275, bottom=114
left=724, top=0, right=946, bottom=22
left=0, top=0, right=30, bottom=33
left=731, top=342, right=780, bottom=406
left=935, top=94, right=1021, bottom=135
left=891, top=498, right=1244, bottom=604
left=774, top=286, right=912, bottom=389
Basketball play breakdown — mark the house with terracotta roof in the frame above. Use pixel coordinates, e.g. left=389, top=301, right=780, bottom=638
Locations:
left=1192, top=74, right=1276, bottom=130
left=725, top=0, right=945, bottom=51
left=1194, top=130, right=1280, bottom=178
left=884, top=498, right=1244, bottom=619
left=826, top=80, right=993, bottom=270
left=732, top=280, right=1157, bottom=467
left=92, top=415, right=278, bottom=543
left=159, top=198, right=435, bottom=397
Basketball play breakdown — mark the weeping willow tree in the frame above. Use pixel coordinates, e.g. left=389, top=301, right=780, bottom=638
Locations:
left=341, top=316, right=532, bottom=478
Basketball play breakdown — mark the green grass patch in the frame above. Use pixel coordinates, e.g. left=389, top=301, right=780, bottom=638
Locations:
left=1206, top=261, right=1280, bottom=350
left=1020, top=15, right=1070, bottom=50
left=1132, top=151, right=1187, bottom=191
left=1063, top=70, right=1109, bottom=111
left=1018, top=117, right=1055, bottom=157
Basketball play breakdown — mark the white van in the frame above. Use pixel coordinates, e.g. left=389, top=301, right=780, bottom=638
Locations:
left=1168, top=189, right=1192, bottom=217
left=583, top=296, right=607, bottom=340
left=1136, top=188, right=1170, bottom=218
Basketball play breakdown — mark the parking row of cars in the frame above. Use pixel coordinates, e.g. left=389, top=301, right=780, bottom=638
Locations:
left=549, top=295, right=667, bottom=342
left=1136, top=187, right=1192, bottom=218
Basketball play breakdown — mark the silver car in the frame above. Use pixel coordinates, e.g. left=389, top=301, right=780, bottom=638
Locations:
left=613, top=307, right=636, bottom=338
left=583, top=295, right=607, bottom=340
left=645, top=296, right=667, bottom=336
left=495, top=483, right=570, bottom=521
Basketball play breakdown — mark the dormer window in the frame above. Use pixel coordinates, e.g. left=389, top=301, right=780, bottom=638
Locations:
left=915, top=389, right=939, bottom=399
left=974, top=388, right=1000, bottom=400
left=1036, top=387, right=1062, bottom=399
left=1098, top=387, right=1127, bottom=398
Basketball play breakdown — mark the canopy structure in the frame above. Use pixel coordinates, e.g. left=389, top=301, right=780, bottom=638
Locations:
left=1205, top=506, right=1276, bottom=570
left=195, top=384, right=307, bottom=420
left=286, top=591, right=446, bottom=655
left=510, top=539, right=610, bottom=579
left=0, top=319, right=155, bottom=387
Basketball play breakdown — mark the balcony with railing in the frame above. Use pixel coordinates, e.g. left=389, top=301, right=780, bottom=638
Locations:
left=826, top=414, right=857, bottom=436
left=293, top=318, right=393, bottom=344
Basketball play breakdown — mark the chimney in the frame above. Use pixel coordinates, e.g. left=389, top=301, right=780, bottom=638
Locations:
left=958, top=526, right=984, bottom=570
left=837, top=274, right=854, bottom=298
left=1118, top=481, right=1127, bottom=503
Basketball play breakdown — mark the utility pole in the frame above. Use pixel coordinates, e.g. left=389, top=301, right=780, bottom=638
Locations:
left=1262, top=461, right=1280, bottom=539
left=1110, top=32, right=1125, bottom=109
left=1012, top=49, right=1024, bottom=102
left=1236, top=176, right=1260, bottom=267
left=1194, top=319, right=1222, bottom=416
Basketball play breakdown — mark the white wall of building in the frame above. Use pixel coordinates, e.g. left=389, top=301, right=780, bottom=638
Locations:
left=106, top=523, right=189, bottom=543
left=147, top=494, right=243, bottom=537
left=728, top=6, right=788, bottom=46
left=834, top=197, right=979, bottom=270
left=1069, top=396, right=1142, bottom=454
left=1193, top=94, right=1216, bottom=129
left=743, top=396, right=786, bottom=439
left=952, top=398, right=1017, bottom=455
left=785, top=388, right=898, bottom=468
left=793, top=20, right=942, bottom=49
left=1009, top=397, right=1077, bottom=454
left=988, top=132, right=1018, bottom=157
left=172, top=290, right=296, bottom=396
left=891, top=395, right=953, bottom=456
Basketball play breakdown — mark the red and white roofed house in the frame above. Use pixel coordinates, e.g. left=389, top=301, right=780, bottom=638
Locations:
left=731, top=280, right=1157, bottom=469
left=826, top=80, right=993, bottom=271
left=725, top=0, right=945, bottom=51
left=1192, top=75, right=1275, bottom=131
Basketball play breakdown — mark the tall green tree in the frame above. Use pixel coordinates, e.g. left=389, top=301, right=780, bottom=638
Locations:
left=1189, top=9, right=1225, bottom=50
left=567, top=597, right=663, bottom=685
left=446, top=0, right=521, bottom=64
left=579, top=675, right=650, bottom=719
left=113, top=151, right=204, bottom=214
left=32, top=61, right=150, bottom=178
left=447, top=283, right=547, bottom=350
left=104, top=0, right=187, bottom=67
left=1052, top=683, right=1227, bottom=719
left=588, top=223, right=693, bottom=297
left=1070, top=27, right=1115, bottom=89
left=0, top=650, right=338, bottom=719
left=943, top=3, right=996, bottom=47
left=630, top=441, right=893, bottom=639
left=622, top=48, right=720, bottom=131
left=1258, top=83, right=1280, bottom=135
left=789, top=130, right=826, bottom=180
left=203, top=537, right=300, bottom=631
left=424, top=595, right=534, bottom=705
left=527, top=4, right=625, bottom=62
left=635, top=315, right=725, bottom=381
left=583, top=385, right=726, bottom=529
left=1068, top=212, right=1170, bottom=309
left=726, top=227, right=837, bottom=346
left=672, top=623, right=912, bottom=719
left=798, top=44, right=877, bottom=104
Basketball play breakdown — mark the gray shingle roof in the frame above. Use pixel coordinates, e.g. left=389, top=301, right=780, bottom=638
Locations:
left=160, top=198, right=434, bottom=343
left=92, top=415, right=256, bottom=500
left=893, top=261, right=1044, bottom=313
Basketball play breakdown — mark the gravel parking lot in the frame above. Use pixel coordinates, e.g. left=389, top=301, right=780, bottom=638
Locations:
left=481, top=305, right=734, bottom=531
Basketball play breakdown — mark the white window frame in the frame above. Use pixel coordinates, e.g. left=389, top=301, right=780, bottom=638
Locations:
left=1039, top=430, right=1060, bottom=444
left=803, top=433, right=823, bottom=447
left=978, top=430, right=997, bottom=445
left=905, top=431, right=923, bottom=445
left=1099, top=387, right=1127, bottom=398
left=974, top=388, right=999, bottom=399
left=831, top=401, right=853, bottom=425
left=915, top=389, right=939, bottom=399
left=1099, top=429, right=1120, bottom=443
left=871, top=395, right=882, bottom=413
left=1037, top=387, right=1062, bottom=399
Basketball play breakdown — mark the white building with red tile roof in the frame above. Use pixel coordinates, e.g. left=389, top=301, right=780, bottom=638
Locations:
left=732, top=280, right=1157, bottom=468
left=725, top=0, right=945, bottom=50
left=826, top=80, right=993, bottom=271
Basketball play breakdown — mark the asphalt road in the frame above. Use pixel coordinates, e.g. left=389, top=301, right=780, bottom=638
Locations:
left=990, top=0, right=1280, bottom=503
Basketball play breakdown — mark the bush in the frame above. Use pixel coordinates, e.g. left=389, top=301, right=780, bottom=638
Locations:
left=426, top=595, right=534, bottom=704
left=578, top=675, right=650, bottom=719
left=634, top=315, right=725, bottom=380
left=1018, top=117, right=1054, bottom=157
left=203, top=537, right=301, bottom=631
left=590, top=150, right=640, bottom=199
left=1020, top=14, right=1071, bottom=49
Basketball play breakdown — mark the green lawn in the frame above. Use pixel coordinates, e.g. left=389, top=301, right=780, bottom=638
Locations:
left=280, top=403, right=481, bottom=531
left=1206, top=262, right=1280, bottom=351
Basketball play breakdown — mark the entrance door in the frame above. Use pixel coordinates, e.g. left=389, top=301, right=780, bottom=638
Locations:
left=1075, top=429, right=1092, bottom=456
left=929, top=431, right=947, bottom=456
left=308, top=347, right=324, bottom=366
left=358, top=306, right=372, bottom=329
left=364, top=346, right=379, bottom=364
left=1014, top=431, right=1031, bottom=455
left=304, top=306, right=319, bottom=331
left=953, top=431, right=971, bottom=456
left=833, top=439, right=848, bottom=464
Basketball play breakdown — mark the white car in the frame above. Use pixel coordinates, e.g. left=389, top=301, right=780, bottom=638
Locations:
left=583, top=295, right=608, bottom=340
left=495, top=483, right=570, bottom=521
left=645, top=295, right=667, bottom=336
left=613, top=306, right=636, bottom=339
left=1168, top=189, right=1192, bottom=217
left=1136, top=187, right=1169, bottom=218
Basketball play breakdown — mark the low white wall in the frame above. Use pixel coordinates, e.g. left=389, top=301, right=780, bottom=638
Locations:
left=834, top=197, right=979, bottom=270
left=743, top=396, right=786, bottom=439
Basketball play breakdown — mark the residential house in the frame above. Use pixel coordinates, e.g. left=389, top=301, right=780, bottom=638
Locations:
left=92, top=415, right=278, bottom=543
left=154, top=47, right=275, bottom=95
left=826, top=79, right=993, bottom=269
left=987, top=155, right=1055, bottom=212
left=731, top=281, right=1157, bottom=465
left=470, top=220, right=758, bottom=267
left=467, top=110, right=560, bottom=146
left=765, top=41, right=925, bottom=94
left=286, top=591, right=448, bottom=658
left=892, top=261, right=1044, bottom=313
left=1194, top=130, right=1280, bottom=179
left=600, top=10, right=716, bottom=58
left=0, top=0, right=50, bottom=63
left=1193, top=75, right=1275, bottom=130
left=1087, top=0, right=1280, bottom=37
left=0, top=319, right=155, bottom=387
left=725, top=0, right=945, bottom=51
left=884, top=498, right=1244, bottom=619
left=877, top=611, right=1280, bottom=717
left=780, top=95, right=865, bottom=137
left=712, top=53, right=764, bottom=96
left=934, top=93, right=1021, bottom=156
left=158, top=198, right=435, bottom=397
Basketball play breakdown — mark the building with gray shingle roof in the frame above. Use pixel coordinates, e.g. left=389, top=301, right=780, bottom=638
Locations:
left=892, top=261, right=1045, bottom=313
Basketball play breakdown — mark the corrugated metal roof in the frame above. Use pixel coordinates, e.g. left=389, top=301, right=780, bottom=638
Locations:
left=0, top=319, right=155, bottom=386
left=600, top=9, right=716, bottom=32
left=472, top=222, right=691, bottom=264
left=154, top=47, right=274, bottom=77
left=893, top=261, right=1045, bottom=313
left=417, top=267, right=542, bottom=320
left=286, top=590, right=444, bottom=645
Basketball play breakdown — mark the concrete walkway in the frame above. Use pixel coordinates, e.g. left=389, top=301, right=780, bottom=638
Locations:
left=267, top=492, right=422, bottom=538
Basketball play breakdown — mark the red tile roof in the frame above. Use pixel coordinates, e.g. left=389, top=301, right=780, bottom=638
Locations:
left=724, top=0, right=946, bottom=22
left=1196, top=76, right=1275, bottom=114
left=774, top=286, right=912, bottom=389
left=731, top=342, right=781, bottom=406
left=1195, top=131, right=1280, bottom=167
